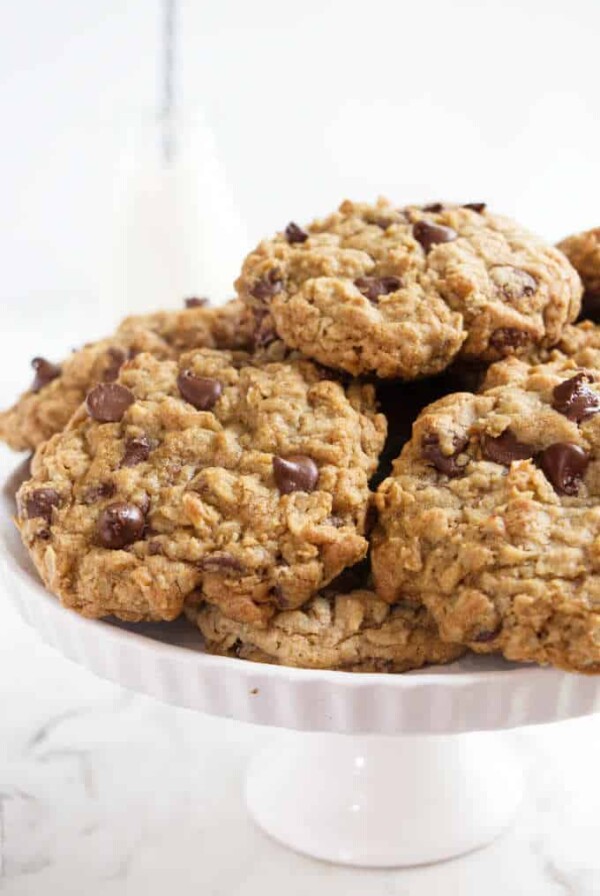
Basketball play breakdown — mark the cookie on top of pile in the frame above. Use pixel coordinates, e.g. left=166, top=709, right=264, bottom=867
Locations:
left=6, top=200, right=600, bottom=674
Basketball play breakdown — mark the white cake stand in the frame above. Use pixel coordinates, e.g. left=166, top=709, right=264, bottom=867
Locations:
left=2, top=464, right=599, bottom=867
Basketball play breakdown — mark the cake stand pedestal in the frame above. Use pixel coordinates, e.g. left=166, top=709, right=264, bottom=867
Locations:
left=246, top=729, right=523, bottom=866
left=2, top=464, right=598, bottom=868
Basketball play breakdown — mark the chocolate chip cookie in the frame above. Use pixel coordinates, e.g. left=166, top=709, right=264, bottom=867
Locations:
left=185, top=588, right=464, bottom=672
left=0, top=299, right=253, bottom=452
left=17, top=348, right=385, bottom=624
left=237, top=199, right=582, bottom=378
left=558, top=227, right=600, bottom=319
left=482, top=321, right=600, bottom=391
left=371, top=377, right=600, bottom=673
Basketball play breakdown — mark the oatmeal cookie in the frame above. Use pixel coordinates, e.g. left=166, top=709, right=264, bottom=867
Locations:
left=17, top=348, right=385, bottom=624
left=0, top=299, right=253, bottom=452
left=237, top=199, right=581, bottom=378
left=185, top=588, right=464, bottom=672
left=371, top=377, right=600, bottom=673
left=558, top=227, right=600, bottom=319
left=481, top=321, right=600, bottom=392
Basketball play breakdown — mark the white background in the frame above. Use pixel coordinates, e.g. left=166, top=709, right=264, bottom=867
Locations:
left=1, top=2, right=600, bottom=893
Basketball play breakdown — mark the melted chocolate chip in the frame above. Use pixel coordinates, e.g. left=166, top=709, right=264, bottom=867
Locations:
left=96, top=502, right=146, bottom=549
left=284, top=222, right=309, bottom=244
left=86, top=383, right=135, bottom=422
left=413, top=220, right=457, bottom=252
left=31, top=357, right=61, bottom=393
left=552, top=373, right=600, bottom=422
left=121, top=435, right=152, bottom=468
left=201, top=552, right=245, bottom=574
left=177, top=371, right=223, bottom=410
left=422, top=203, right=444, bottom=212
left=185, top=297, right=209, bottom=308
left=81, top=481, right=116, bottom=504
left=25, top=488, right=60, bottom=522
left=102, top=347, right=129, bottom=383
left=481, top=429, right=534, bottom=465
left=422, top=434, right=469, bottom=478
left=489, top=327, right=529, bottom=354
left=250, top=270, right=283, bottom=301
left=490, top=266, right=537, bottom=301
left=354, top=275, right=402, bottom=303
left=463, top=202, right=486, bottom=213
left=539, top=442, right=589, bottom=495
left=273, top=454, right=319, bottom=494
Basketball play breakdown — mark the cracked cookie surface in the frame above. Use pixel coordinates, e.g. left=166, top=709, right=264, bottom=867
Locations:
left=185, top=588, right=464, bottom=672
left=0, top=299, right=253, bottom=452
left=237, top=199, right=581, bottom=379
left=371, top=378, right=600, bottom=672
left=17, top=348, right=385, bottom=624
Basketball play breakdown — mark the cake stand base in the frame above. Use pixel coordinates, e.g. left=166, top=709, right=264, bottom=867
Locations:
left=245, top=730, right=524, bottom=867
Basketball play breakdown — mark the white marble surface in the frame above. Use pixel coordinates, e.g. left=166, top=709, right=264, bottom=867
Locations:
left=0, top=434, right=599, bottom=894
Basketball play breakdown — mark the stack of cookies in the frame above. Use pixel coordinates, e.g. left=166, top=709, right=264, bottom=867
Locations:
left=6, top=200, right=600, bottom=674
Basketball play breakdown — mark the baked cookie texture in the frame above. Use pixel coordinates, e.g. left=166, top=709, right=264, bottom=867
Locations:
left=558, top=227, right=600, bottom=319
left=0, top=299, right=253, bottom=452
left=185, top=588, right=464, bottom=672
left=236, top=199, right=582, bottom=379
left=481, top=321, right=600, bottom=391
left=17, top=348, right=385, bottom=624
left=371, top=377, right=600, bottom=673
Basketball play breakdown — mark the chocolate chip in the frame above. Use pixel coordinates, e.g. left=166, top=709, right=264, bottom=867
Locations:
left=422, top=203, right=444, bottom=213
left=185, top=297, right=209, bottom=308
left=81, top=481, right=116, bottom=504
left=201, top=552, right=245, bottom=574
left=96, top=502, right=146, bottom=549
left=273, top=454, right=319, bottom=494
left=30, top=357, right=61, bottom=393
left=272, top=584, right=289, bottom=608
left=539, top=442, right=589, bottom=495
left=147, top=540, right=163, bottom=556
left=373, top=217, right=393, bottom=230
left=472, top=624, right=501, bottom=643
left=284, top=222, right=309, bottom=244
left=413, top=220, right=457, bottom=252
left=481, top=429, right=534, bottom=465
left=121, top=435, right=151, bottom=467
left=177, top=371, right=223, bottom=410
left=103, top=347, right=129, bottom=383
left=463, top=202, right=486, bottom=213
left=24, top=488, right=60, bottom=522
left=354, top=276, right=402, bottom=303
left=489, top=327, right=529, bottom=354
left=252, top=308, right=277, bottom=348
left=552, top=373, right=600, bottom=423
left=250, top=270, right=283, bottom=301
left=422, top=434, right=469, bottom=478
left=490, top=266, right=537, bottom=301
left=86, top=383, right=135, bottom=422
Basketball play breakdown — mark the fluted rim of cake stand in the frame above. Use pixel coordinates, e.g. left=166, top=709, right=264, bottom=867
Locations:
left=3, top=463, right=599, bottom=734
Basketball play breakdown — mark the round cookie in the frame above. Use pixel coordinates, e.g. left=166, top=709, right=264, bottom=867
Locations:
left=481, top=321, right=600, bottom=391
left=0, top=299, right=253, bottom=452
left=558, top=227, right=600, bottom=320
left=371, top=378, right=600, bottom=673
left=17, top=348, right=385, bottom=624
left=185, top=588, right=464, bottom=672
left=236, top=199, right=582, bottom=379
